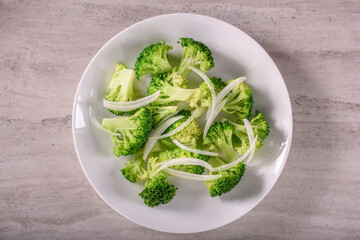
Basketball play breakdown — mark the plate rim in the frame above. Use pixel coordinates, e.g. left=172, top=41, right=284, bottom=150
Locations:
left=72, top=12, right=293, bottom=233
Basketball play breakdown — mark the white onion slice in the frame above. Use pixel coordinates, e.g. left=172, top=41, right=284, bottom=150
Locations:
left=156, top=109, right=178, bottom=127
left=90, top=116, right=123, bottom=137
left=218, top=135, right=258, bottom=171
left=150, top=116, right=184, bottom=137
left=215, top=77, right=246, bottom=105
left=203, top=98, right=228, bottom=139
left=103, top=90, right=160, bottom=111
left=150, top=108, right=199, bottom=140
left=164, top=168, right=222, bottom=181
left=155, top=158, right=215, bottom=173
left=172, top=140, right=220, bottom=157
left=143, top=116, right=184, bottom=160
left=205, top=107, right=212, bottom=121
left=188, top=66, right=216, bottom=115
left=243, top=119, right=256, bottom=164
left=104, top=91, right=160, bottom=106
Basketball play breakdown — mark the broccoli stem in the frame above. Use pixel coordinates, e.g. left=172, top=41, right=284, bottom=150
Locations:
left=154, top=59, right=172, bottom=74
left=102, top=117, right=137, bottom=131
left=218, top=143, right=237, bottom=163
left=157, top=84, right=196, bottom=104
left=176, top=56, right=193, bottom=78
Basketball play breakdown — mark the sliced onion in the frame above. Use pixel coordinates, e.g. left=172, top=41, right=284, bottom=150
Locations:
left=188, top=66, right=216, bottom=115
left=215, top=77, right=246, bottom=105
left=90, top=116, right=123, bottom=137
left=218, top=135, right=258, bottom=171
left=205, top=107, right=212, bottom=121
left=103, top=90, right=160, bottom=111
left=155, top=158, right=215, bottom=173
left=156, top=108, right=178, bottom=127
left=143, top=115, right=184, bottom=160
left=164, top=168, right=222, bottom=181
left=150, top=108, right=199, bottom=140
left=243, top=119, right=256, bottom=164
left=150, top=116, right=184, bottom=137
left=203, top=98, right=228, bottom=139
left=173, top=140, right=220, bottom=157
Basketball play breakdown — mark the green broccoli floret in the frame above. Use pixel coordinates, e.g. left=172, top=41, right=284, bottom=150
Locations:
left=121, top=149, right=147, bottom=183
left=147, top=72, right=197, bottom=106
left=205, top=162, right=246, bottom=197
left=104, top=64, right=138, bottom=116
left=250, top=110, right=270, bottom=139
left=203, top=121, right=237, bottom=162
left=163, top=110, right=202, bottom=147
left=175, top=37, right=214, bottom=78
left=158, top=148, right=210, bottom=175
left=150, top=105, right=177, bottom=127
left=222, top=80, right=254, bottom=121
left=134, top=41, right=173, bottom=79
left=139, top=157, right=177, bottom=207
left=102, top=107, right=152, bottom=156
left=231, top=110, right=270, bottom=155
left=189, top=76, right=226, bottom=108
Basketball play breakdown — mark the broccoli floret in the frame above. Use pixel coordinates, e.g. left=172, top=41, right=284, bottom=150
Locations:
left=222, top=81, right=254, bottom=121
left=104, top=64, right=138, bottom=116
left=158, top=148, right=210, bottom=175
left=250, top=110, right=270, bottom=139
left=189, top=76, right=226, bottom=108
left=134, top=41, right=173, bottom=79
left=102, top=107, right=152, bottom=156
left=175, top=37, right=214, bottom=78
left=150, top=105, right=177, bottom=127
left=163, top=110, right=202, bottom=147
left=233, top=134, right=263, bottom=155
left=203, top=121, right=237, bottom=162
left=209, top=76, right=227, bottom=93
left=205, top=162, right=246, bottom=197
left=231, top=110, right=270, bottom=155
left=147, top=72, right=197, bottom=106
left=139, top=157, right=177, bottom=207
left=121, top=149, right=147, bottom=183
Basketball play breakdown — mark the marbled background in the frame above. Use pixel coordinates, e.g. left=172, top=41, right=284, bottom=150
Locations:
left=1, top=0, right=359, bottom=239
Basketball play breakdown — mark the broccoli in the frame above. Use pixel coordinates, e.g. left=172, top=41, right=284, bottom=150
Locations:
left=120, top=139, right=177, bottom=183
left=147, top=72, right=197, bottom=106
left=203, top=121, right=237, bottom=162
left=205, top=161, right=246, bottom=197
left=222, top=80, right=254, bottom=121
left=158, top=148, right=210, bottom=175
left=175, top=37, right=214, bottom=78
left=189, top=76, right=226, bottom=108
left=134, top=41, right=173, bottom=79
left=104, top=64, right=138, bottom=116
left=102, top=107, right=152, bottom=156
left=150, top=105, right=177, bottom=127
left=121, top=149, right=147, bottom=183
left=231, top=110, right=270, bottom=155
left=139, top=157, right=177, bottom=207
left=163, top=110, right=202, bottom=147
left=250, top=110, right=270, bottom=139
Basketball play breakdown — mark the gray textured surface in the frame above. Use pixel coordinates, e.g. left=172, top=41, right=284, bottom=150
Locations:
left=1, top=0, right=360, bottom=239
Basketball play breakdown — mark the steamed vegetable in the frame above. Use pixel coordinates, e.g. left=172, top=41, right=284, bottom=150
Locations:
left=104, top=64, right=137, bottom=115
left=139, top=157, right=177, bottom=207
left=175, top=37, right=214, bottom=78
left=134, top=41, right=173, bottom=79
left=94, top=37, right=270, bottom=207
left=102, top=107, right=152, bottom=156
left=147, top=72, right=197, bottom=106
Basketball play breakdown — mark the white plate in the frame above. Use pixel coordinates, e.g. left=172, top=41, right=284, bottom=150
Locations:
left=72, top=13, right=293, bottom=233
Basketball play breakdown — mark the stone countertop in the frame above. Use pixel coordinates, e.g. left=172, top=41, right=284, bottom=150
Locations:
left=1, top=0, right=359, bottom=239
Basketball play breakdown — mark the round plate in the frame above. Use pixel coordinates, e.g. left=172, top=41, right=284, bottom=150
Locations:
left=72, top=13, right=293, bottom=233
